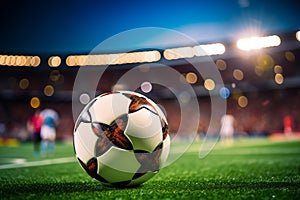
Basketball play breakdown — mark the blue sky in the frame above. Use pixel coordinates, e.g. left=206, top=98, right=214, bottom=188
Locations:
left=0, top=0, right=299, bottom=54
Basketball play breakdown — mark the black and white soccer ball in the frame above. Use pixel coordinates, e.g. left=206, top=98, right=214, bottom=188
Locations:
left=73, top=91, right=170, bottom=187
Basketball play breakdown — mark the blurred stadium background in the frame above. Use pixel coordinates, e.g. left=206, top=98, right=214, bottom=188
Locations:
left=0, top=0, right=300, bottom=144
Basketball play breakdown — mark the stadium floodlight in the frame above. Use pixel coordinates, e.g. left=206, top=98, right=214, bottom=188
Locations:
left=194, top=43, right=226, bottom=56
left=164, top=43, right=226, bottom=60
left=0, top=55, right=40, bottom=67
left=237, top=35, right=281, bottom=51
left=163, top=47, right=194, bottom=60
left=66, top=50, right=161, bottom=66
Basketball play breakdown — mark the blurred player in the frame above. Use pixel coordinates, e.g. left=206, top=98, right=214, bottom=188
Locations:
left=220, top=114, right=235, bottom=146
left=27, top=110, right=43, bottom=156
left=283, top=115, right=293, bottom=136
left=40, top=108, right=59, bottom=156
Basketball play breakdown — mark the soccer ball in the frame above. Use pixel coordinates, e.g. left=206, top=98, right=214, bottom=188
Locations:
left=73, top=91, right=170, bottom=187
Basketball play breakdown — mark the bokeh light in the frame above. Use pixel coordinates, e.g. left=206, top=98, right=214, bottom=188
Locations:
left=48, top=56, right=62, bottom=67
left=164, top=47, right=193, bottom=60
left=285, top=51, right=295, bottom=62
left=66, top=56, right=76, bottom=66
left=194, top=43, right=225, bottom=56
left=79, top=93, right=91, bottom=105
left=238, top=96, right=248, bottom=108
left=219, top=87, right=230, bottom=99
left=274, top=65, right=283, bottom=74
left=0, top=55, right=5, bottom=65
left=186, top=72, right=198, bottom=84
left=296, top=31, right=300, bottom=41
left=9, top=56, right=16, bottom=66
left=0, top=55, right=40, bottom=67
left=31, top=56, right=41, bottom=67
left=30, top=97, right=40, bottom=109
left=19, top=78, right=29, bottom=90
left=255, top=53, right=274, bottom=75
left=141, top=81, right=152, bottom=93
left=67, top=51, right=161, bottom=66
left=233, top=69, right=244, bottom=81
left=49, top=70, right=61, bottom=82
left=44, top=85, right=54, bottom=96
left=216, top=59, right=227, bottom=71
left=275, top=73, right=284, bottom=84
left=204, top=79, right=215, bottom=91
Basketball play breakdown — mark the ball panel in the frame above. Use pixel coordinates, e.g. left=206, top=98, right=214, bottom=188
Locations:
left=77, top=157, right=109, bottom=184
left=94, top=137, right=114, bottom=157
left=97, top=160, right=135, bottom=184
left=126, top=133, right=162, bottom=153
left=160, top=134, right=171, bottom=167
left=125, top=108, right=163, bottom=152
left=126, top=108, right=160, bottom=137
left=133, top=143, right=162, bottom=176
left=120, top=91, right=157, bottom=114
left=92, top=114, right=133, bottom=152
left=90, top=93, right=131, bottom=125
left=161, top=118, right=169, bottom=140
left=74, top=130, right=94, bottom=163
left=98, top=146, right=141, bottom=175
left=74, top=122, right=98, bottom=156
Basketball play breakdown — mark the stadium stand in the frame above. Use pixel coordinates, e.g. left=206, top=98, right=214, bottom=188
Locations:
left=0, top=31, right=300, bottom=142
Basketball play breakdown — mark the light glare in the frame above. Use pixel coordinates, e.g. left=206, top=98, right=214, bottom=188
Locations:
left=237, top=35, right=281, bottom=51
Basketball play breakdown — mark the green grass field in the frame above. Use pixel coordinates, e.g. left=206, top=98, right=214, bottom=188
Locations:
left=0, top=138, right=300, bottom=199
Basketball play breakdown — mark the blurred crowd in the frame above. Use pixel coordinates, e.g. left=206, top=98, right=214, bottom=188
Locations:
left=0, top=88, right=299, bottom=142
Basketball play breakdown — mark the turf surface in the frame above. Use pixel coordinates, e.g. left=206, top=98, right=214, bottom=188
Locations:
left=0, top=138, right=299, bottom=199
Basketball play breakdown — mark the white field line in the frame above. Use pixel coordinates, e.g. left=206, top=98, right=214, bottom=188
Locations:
left=0, top=157, right=76, bottom=170
left=0, top=158, right=26, bottom=164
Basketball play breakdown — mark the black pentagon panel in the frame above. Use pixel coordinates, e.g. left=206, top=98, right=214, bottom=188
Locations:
left=94, top=134, right=114, bottom=157
left=77, top=157, right=109, bottom=183
left=161, top=118, right=169, bottom=140
left=122, top=93, right=158, bottom=114
left=91, top=114, right=133, bottom=156
left=132, top=143, right=163, bottom=180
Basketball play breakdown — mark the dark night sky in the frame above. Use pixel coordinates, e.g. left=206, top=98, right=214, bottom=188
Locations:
left=0, top=0, right=299, bottom=54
